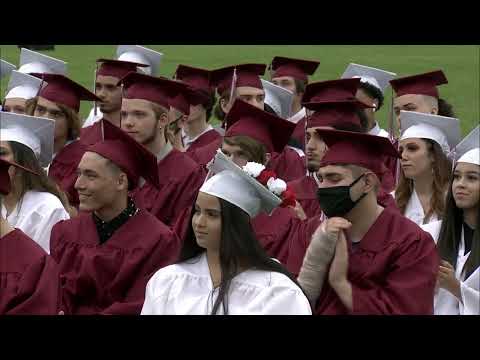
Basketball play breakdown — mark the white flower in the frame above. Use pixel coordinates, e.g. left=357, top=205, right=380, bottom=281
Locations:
left=243, top=162, right=266, bottom=178
left=267, top=177, right=287, bottom=196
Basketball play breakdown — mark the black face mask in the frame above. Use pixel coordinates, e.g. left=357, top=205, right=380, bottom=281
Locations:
left=316, top=174, right=367, bottom=218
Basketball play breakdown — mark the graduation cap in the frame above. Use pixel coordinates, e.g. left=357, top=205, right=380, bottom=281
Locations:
left=302, top=78, right=361, bottom=103
left=261, top=79, right=294, bottom=119
left=5, top=71, right=46, bottom=100
left=18, top=48, right=67, bottom=75
left=201, top=149, right=282, bottom=217
left=450, top=125, right=479, bottom=166
left=0, top=59, right=16, bottom=79
left=390, top=70, right=448, bottom=98
left=304, top=100, right=372, bottom=129
left=116, top=45, right=163, bottom=76
left=270, top=56, right=320, bottom=82
left=166, top=80, right=209, bottom=116
left=0, top=112, right=55, bottom=167
left=174, top=64, right=212, bottom=93
left=31, top=73, right=101, bottom=113
left=86, top=119, right=160, bottom=190
left=118, top=72, right=171, bottom=109
left=224, top=99, right=296, bottom=153
left=316, top=128, right=400, bottom=179
left=0, top=158, right=38, bottom=195
left=210, top=64, right=266, bottom=95
left=399, top=110, right=460, bottom=154
left=96, top=58, right=149, bottom=80
left=341, top=63, right=397, bottom=94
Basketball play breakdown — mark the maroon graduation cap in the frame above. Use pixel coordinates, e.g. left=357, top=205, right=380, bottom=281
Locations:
left=118, top=71, right=170, bottom=108
left=302, top=78, right=361, bottom=103
left=96, top=58, right=148, bottom=79
left=305, top=100, right=372, bottom=129
left=86, top=119, right=160, bottom=190
left=224, top=99, right=296, bottom=153
left=210, top=63, right=266, bottom=95
left=389, top=70, right=448, bottom=98
left=270, top=56, right=320, bottom=82
left=31, top=73, right=101, bottom=113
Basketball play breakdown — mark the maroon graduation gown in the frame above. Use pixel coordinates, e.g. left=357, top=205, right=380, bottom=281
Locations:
left=267, top=147, right=306, bottom=183
left=291, top=117, right=306, bottom=149
left=288, top=175, right=322, bottom=219
left=130, top=149, right=206, bottom=227
left=0, top=229, right=61, bottom=315
left=187, top=137, right=223, bottom=167
left=48, top=140, right=87, bottom=207
left=49, top=210, right=180, bottom=315
left=314, top=209, right=439, bottom=315
left=185, top=129, right=222, bottom=154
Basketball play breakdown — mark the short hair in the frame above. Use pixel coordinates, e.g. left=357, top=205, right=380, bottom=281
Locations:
left=359, top=82, right=384, bottom=110
left=223, top=135, right=267, bottom=165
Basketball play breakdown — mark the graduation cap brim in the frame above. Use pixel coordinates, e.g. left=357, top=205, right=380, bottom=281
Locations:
left=19, top=48, right=67, bottom=75
left=261, top=79, right=294, bottom=119
left=6, top=70, right=45, bottom=98
left=116, top=45, right=163, bottom=76
left=390, top=70, right=448, bottom=98
left=341, top=63, right=397, bottom=93
left=449, top=125, right=480, bottom=161
left=303, top=78, right=361, bottom=103
left=271, top=56, right=320, bottom=81
left=1, top=59, right=16, bottom=79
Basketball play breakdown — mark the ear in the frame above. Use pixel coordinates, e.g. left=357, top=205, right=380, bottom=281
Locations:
left=117, top=172, right=129, bottom=191
left=363, top=172, right=378, bottom=193
left=220, top=97, right=230, bottom=114
left=372, top=100, right=379, bottom=112
left=158, top=111, right=169, bottom=129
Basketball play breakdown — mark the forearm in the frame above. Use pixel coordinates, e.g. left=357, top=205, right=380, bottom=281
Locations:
left=297, top=226, right=337, bottom=304
left=331, top=280, right=353, bottom=311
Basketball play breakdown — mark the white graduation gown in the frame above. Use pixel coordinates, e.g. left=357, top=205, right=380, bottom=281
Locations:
left=141, top=252, right=312, bottom=315
left=421, top=220, right=479, bottom=315
left=368, top=122, right=389, bottom=138
left=1, top=190, right=70, bottom=254
left=82, top=107, right=103, bottom=128
left=391, top=189, right=439, bottom=226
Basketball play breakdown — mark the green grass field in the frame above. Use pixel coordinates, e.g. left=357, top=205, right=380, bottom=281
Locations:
left=1, top=45, right=478, bottom=135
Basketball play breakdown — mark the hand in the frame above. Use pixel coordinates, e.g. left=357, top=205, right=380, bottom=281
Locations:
left=290, top=200, right=307, bottom=220
left=438, top=260, right=461, bottom=300
left=58, top=310, right=65, bottom=315
left=323, top=217, right=352, bottom=244
left=328, top=232, right=349, bottom=287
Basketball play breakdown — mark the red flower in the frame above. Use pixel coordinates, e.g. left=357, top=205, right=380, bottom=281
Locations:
left=256, top=169, right=277, bottom=186
left=280, top=186, right=297, bottom=208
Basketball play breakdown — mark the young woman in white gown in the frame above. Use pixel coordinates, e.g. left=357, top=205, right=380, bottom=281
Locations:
left=141, top=150, right=312, bottom=315
left=421, top=127, right=479, bottom=315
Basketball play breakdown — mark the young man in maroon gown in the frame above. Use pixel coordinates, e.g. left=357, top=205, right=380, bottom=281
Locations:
left=49, top=120, right=180, bottom=315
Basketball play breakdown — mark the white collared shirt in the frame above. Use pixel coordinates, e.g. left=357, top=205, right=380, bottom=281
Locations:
left=368, top=122, right=390, bottom=138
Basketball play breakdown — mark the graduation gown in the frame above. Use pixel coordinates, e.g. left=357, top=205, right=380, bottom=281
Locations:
left=50, top=210, right=180, bottom=315
left=48, top=140, right=87, bottom=207
left=421, top=220, right=479, bottom=315
left=313, top=208, right=439, bottom=315
left=392, top=189, right=440, bottom=226
left=1, top=190, right=70, bottom=254
left=141, top=252, right=312, bottom=315
left=267, top=147, right=306, bottom=183
left=288, top=108, right=306, bottom=150
left=288, top=174, right=322, bottom=219
left=184, top=127, right=222, bottom=153
left=0, top=229, right=61, bottom=315
left=187, top=137, right=223, bottom=167
left=130, top=147, right=206, bottom=227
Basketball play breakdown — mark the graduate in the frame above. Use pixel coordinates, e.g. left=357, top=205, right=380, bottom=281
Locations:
left=29, top=73, right=101, bottom=209
left=83, top=45, right=164, bottom=127
left=421, top=126, right=479, bottom=315
left=0, top=112, right=70, bottom=253
left=141, top=149, right=312, bottom=315
left=49, top=120, right=180, bottom=315
left=0, top=158, right=62, bottom=315
left=2, top=70, right=46, bottom=114
left=395, top=111, right=460, bottom=225
left=390, top=70, right=456, bottom=127
left=297, top=129, right=439, bottom=314
left=117, top=72, right=206, bottom=227
left=172, top=64, right=220, bottom=152
left=341, top=63, right=397, bottom=138
left=269, top=56, right=320, bottom=149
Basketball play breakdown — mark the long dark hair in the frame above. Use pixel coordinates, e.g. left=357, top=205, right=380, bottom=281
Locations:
left=178, top=196, right=310, bottom=315
left=437, top=167, right=479, bottom=278
left=437, top=98, right=456, bottom=118
left=9, top=141, right=71, bottom=210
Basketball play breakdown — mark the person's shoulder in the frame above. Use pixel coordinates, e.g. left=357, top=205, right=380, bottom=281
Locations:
left=237, top=267, right=301, bottom=293
left=135, top=209, right=174, bottom=233
left=148, top=255, right=205, bottom=288
left=1, top=229, right=47, bottom=261
left=384, top=208, right=436, bottom=244
left=23, top=191, right=67, bottom=213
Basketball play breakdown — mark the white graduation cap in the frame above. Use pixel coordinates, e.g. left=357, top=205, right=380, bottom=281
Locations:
left=201, top=149, right=282, bottom=218
left=261, top=79, right=294, bottom=119
left=0, top=112, right=55, bottom=167
left=341, top=63, right=397, bottom=94
left=399, top=110, right=461, bottom=154
left=1, top=59, right=16, bottom=79
left=450, top=125, right=479, bottom=166
left=5, top=70, right=46, bottom=100
left=116, top=45, right=163, bottom=76
left=18, top=48, right=67, bottom=75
